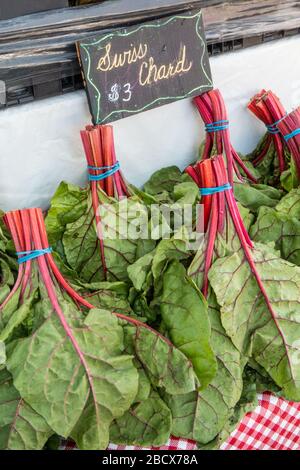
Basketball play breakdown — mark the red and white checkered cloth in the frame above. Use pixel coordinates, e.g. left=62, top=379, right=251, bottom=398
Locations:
left=61, top=393, right=300, bottom=451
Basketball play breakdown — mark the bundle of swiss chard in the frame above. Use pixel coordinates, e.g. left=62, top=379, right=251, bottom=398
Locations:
left=81, top=124, right=131, bottom=199
left=194, top=89, right=285, bottom=216
left=278, top=107, right=300, bottom=182
left=194, top=89, right=257, bottom=183
left=8, top=103, right=300, bottom=451
left=162, top=152, right=300, bottom=447
left=0, top=207, right=208, bottom=449
left=248, top=90, right=300, bottom=190
left=46, top=124, right=157, bottom=286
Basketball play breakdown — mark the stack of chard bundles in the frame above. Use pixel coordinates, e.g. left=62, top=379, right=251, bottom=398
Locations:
left=1, top=88, right=300, bottom=450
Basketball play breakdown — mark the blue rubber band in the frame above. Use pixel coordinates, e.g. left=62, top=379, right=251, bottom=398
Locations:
left=266, top=116, right=286, bottom=134
left=284, top=128, right=300, bottom=142
left=88, top=161, right=120, bottom=181
left=205, top=120, right=229, bottom=133
left=266, top=124, right=280, bottom=134
left=200, top=183, right=232, bottom=196
left=16, top=248, right=52, bottom=264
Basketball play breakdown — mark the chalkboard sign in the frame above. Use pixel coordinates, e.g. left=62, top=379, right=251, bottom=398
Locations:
left=77, top=9, right=213, bottom=124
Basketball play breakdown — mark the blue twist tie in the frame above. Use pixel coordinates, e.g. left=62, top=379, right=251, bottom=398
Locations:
left=266, top=116, right=286, bottom=134
left=205, top=120, right=229, bottom=133
left=266, top=124, right=280, bottom=134
left=284, top=128, right=300, bottom=142
left=16, top=247, right=52, bottom=264
left=200, top=183, right=232, bottom=196
left=88, top=161, right=120, bottom=181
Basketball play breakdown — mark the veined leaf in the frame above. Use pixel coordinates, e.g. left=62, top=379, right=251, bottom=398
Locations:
left=45, top=181, right=88, bottom=245
left=209, top=243, right=300, bottom=400
left=63, top=196, right=155, bottom=283
left=143, top=166, right=189, bottom=196
left=110, top=391, right=172, bottom=447
left=128, top=250, right=155, bottom=292
left=0, top=369, right=52, bottom=450
left=250, top=206, right=300, bottom=266
left=122, top=323, right=196, bottom=395
left=152, top=227, right=191, bottom=280
left=109, top=308, right=197, bottom=447
left=0, top=341, right=5, bottom=364
left=280, top=158, right=298, bottom=192
left=198, top=365, right=259, bottom=450
left=161, top=261, right=216, bottom=389
left=276, top=188, right=300, bottom=218
left=6, top=305, right=139, bottom=450
left=81, top=281, right=134, bottom=316
left=173, top=182, right=199, bottom=206
left=165, top=293, right=243, bottom=444
left=234, top=181, right=282, bottom=212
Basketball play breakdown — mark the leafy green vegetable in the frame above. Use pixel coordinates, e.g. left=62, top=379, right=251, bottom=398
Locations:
left=128, top=250, right=155, bottom=292
left=234, top=182, right=282, bottom=212
left=45, top=182, right=88, bottom=245
left=143, top=166, right=190, bottom=197
left=164, top=293, right=243, bottom=444
left=4, top=121, right=300, bottom=453
left=125, top=323, right=196, bottom=395
left=276, top=188, right=300, bottom=218
left=152, top=227, right=191, bottom=281
left=7, top=306, right=139, bottom=449
left=161, top=261, right=216, bottom=389
left=209, top=243, right=300, bottom=400
left=62, top=196, right=155, bottom=283
left=0, top=368, right=53, bottom=450
left=250, top=206, right=300, bottom=266
left=110, top=391, right=172, bottom=447
left=80, top=281, right=134, bottom=316
left=198, top=366, right=260, bottom=450
left=1, top=207, right=200, bottom=451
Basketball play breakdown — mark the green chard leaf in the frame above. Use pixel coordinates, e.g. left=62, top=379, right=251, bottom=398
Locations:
left=110, top=391, right=172, bottom=447
left=275, top=188, right=300, bottom=218
left=0, top=259, right=15, bottom=304
left=209, top=243, right=300, bottom=400
left=198, top=365, right=259, bottom=450
left=250, top=206, right=300, bottom=266
left=143, top=166, right=189, bottom=197
left=0, top=341, right=6, bottom=365
left=164, top=293, right=243, bottom=445
left=233, top=181, right=282, bottom=212
left=6, top=305, right=139, bottom=450
left=128, top=250, right=155, bottom=292
left=280, top=157, right=298, bottom=192
left=45, top=181, right=88, bottom=245
left=109, top=310, right=197, bottom=447
left=80, top=281, right=134, bottom=316
left=161, top=261, right=216, bottom=389
left=121, top=322, right=196, bottom=396
left=172, top=181, right=199, bottom=206
left=62, top=195, right=155, bottom=283
left=152, top=227, right=192, bottom=281
left=0, top=368, right=53, bottom=450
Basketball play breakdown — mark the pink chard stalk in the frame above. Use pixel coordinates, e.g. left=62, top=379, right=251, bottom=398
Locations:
left=248, top=89, right=300, bottom=185
left=194, top=89, right=257, bottom=184
left=80, top=124, right=132, bottom=280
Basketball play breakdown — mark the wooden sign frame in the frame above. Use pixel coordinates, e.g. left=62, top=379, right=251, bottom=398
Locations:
left=77, top=9, right=213, bottom=124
